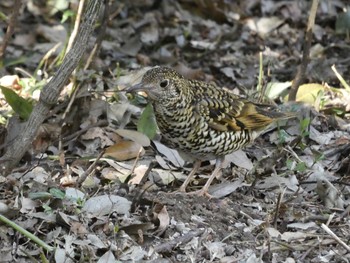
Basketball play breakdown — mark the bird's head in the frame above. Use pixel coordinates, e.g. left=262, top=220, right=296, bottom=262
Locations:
left=127, top=67, right=188, bottom=104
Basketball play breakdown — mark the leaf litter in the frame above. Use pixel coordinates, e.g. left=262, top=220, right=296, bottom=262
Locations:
left=0, top=0, right=350, bottom=262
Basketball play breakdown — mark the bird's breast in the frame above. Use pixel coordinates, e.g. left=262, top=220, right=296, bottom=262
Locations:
left=153, top=105, right=254, bottom=159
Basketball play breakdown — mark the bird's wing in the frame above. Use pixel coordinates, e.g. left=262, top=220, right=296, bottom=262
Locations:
left=195, top=97, right=275, bottom=132
left=189, top=80, right=291, bottom=132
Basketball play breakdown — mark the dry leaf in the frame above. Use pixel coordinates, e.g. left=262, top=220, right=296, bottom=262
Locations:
left=104, top=140, right=144, bottom=161
left=129, top=164, right=149, bottom=185
left=153, top=204, right=170, bottom=236
left=82, top=195, right=131, bottom=216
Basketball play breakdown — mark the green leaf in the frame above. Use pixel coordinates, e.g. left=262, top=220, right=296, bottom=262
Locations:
left=61, top=10, right=75, bottom=23
left=0, top=86, right=33, bottom=120
left=300, top=118, right=310, bottom=137
left=42, top=204, right=53, bottom=214
left=286, top=159, right=295, bottom=170
left=277, top=129, right=289, bottom=144
left=49, top=188, right=66, bottom=199
left=295, top=162, right=307, bottom=172
left=336, top=9, right=350, bottom=34
left=28, top=192, right=52, bottom=200
left=137, top=103, right=157, bottom=140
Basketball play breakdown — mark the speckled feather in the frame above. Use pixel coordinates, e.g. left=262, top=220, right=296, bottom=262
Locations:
left=130, top=67, right=289, bottom=161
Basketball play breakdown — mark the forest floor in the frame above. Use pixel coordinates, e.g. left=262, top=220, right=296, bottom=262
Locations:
left=0, top=1, right=350, bottom=262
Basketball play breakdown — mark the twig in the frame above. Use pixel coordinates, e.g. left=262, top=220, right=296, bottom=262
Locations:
left=321, top=223, right=350, bottom=252
left=128, top=147, right=145, bottom=177
left=257, top=52, right=264, bottom=103
left=65, top=0, right=85, bottom=56
left=331, top=65, right=350, bottom=92
left=270, top=239, right=296, bottom=251
left=85, top=0, right=111, bottom=70
left=58, top=82, right=81, bottom=153
left=76, top=149, right=105, bottom=186
left=325, top=212, right=335, bottom=226
left=288, top=0, right=320, bottom=101
left=0, top=214, right=54, bottom=252
left=240, top=211, right=256, bottom=223
left=273, top=188, right=286, bottom=228
left=60, top=0, right=110, bottom=153
left=58, top=0, right=86, bottom=147
left=109, top=3, right=124, bottom=21
left=0, top=0, right=21, bottom=60
left=62, top=119, right=109, bottom=143
left=139, top=160, right=157, bottom=186
left=339, top=204, right=350, bottom=220
left=299, top=242, right=319, bottom=261
left=154, top=229, right=205, bottom=253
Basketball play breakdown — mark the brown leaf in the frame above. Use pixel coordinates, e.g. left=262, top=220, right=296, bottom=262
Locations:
left=129, top=164, right=148, bottom=185
left=104, top=140, right=144, bottom=161
left=153, top=204, right=170, bottom=236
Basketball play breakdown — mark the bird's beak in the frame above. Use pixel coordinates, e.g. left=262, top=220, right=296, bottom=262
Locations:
left=126, top=82, right=145, bottom=93
left=127, top=82, right=159, bottom=100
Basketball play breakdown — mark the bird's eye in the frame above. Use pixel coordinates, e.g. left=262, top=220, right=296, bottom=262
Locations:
left=159, top=79, right=169, bottom=88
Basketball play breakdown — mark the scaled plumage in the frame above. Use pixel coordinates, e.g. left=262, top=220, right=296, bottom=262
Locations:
left=128, top=67, right=292, bottom=197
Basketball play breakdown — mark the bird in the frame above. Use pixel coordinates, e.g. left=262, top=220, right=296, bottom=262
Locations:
left=128, top=67, right=293, bottom=197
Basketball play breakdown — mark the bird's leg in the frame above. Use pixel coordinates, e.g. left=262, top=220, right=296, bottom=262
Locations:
left=194, top=156, right=224, bottom=197
left=177, top=160, right=201, bottom=192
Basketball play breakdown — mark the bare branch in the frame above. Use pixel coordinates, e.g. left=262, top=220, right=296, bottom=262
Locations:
left=0, top=0, right=22, bottom=60
left=288, top=0, right=319, bottom=101
left=0, top=0, right=102, bottom=174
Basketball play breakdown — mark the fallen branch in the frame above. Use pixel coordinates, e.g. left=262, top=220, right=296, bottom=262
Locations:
left=154, top=229, right=205, bottom=253
left=0, top=1, right=102, bottom=175
left=321, top=223, right=350, bottom=252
